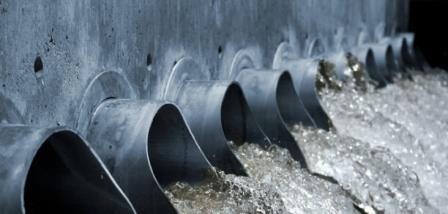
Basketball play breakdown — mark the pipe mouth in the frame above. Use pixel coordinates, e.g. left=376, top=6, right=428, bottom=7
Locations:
left=221, top=84, right=247, bottom=145
left=167, top=81, right=248, bottom=175
left=366, top=49, right=377, bottom=74
left=276, top=72, right=315, bottom=127
left=366, top=48, right=386, bottom=87
left=221, top=82, right=272, bottom=148
left=277, top=72, right=298, bottom=120
left=148, top=104, right=211, bottom=187
left=386, top=45, right=398, bottom=74
left=24, top=131, right=134, bottom=214
left=401, top=38, right=415, bottom=68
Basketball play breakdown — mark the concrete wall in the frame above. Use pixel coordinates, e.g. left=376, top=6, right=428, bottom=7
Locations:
left=0, top=0, right=408, bottom=129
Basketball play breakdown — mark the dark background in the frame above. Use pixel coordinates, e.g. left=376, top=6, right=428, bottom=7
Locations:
left=409, top=0, right=448, bottom=70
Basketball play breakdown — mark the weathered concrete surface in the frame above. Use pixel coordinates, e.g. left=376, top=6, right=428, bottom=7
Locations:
left=0, top=0, right=407, bottom=131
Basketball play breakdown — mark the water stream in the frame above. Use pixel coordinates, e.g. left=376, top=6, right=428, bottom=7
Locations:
left=165, top=168, right=288, bottom=214
left=166, top=68, right=447, bottom=214
left=320, top=69, right=448, bottom=212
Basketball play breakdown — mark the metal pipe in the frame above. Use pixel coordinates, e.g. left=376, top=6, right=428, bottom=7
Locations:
left=272, top=43, right=334, bottom=130
left=401, top=33, right=431, bottom=71
left=163, top=57, right=272, bottom=175
left=234, top=69, right=309, bottom=168
left=86, top=100, right=213, bottom=213
left=370, top=43, right=398, bottom=82
left=352, top=46, right=389, bottom=87
left=0, top=126, right=136, bottom=214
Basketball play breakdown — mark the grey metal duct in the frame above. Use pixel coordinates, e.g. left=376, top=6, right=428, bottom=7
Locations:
left=291, top=59, right=334, bottom=130
left=272, top=43, right=333, bottom=130
left=86, top=99, right=213, bottom=213
left=0, top=126, right=136, bottom=214
left=234, top=69, right=309, bottom=168
left=370, top=43, right=398, bottom=82
left=163, top=58, right=272, bottom=175
left=224, top=49, right=310, bottom=167
left=397, top=33, right=430, bottom=71
left=352, top=46, right=389, bottom=87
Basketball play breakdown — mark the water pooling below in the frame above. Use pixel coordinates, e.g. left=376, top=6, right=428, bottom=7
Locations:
left=166, top=69, right=447, bottom=214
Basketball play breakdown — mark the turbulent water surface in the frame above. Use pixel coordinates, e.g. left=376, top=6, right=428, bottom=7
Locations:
left=232, top=143, right=356, bottom=214
left=165, top=168, right=288, bottom=214
left=166, top=69, right=448, bottom=214
left=321, top=69, right=448, bottom=212
left=291, top=125, right=436, bottom=213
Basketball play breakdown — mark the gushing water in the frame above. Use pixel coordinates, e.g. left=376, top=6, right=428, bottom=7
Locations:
left=166, top=143, right=357, bottom=214
left=165, top=168, right=288, bottom=214
left=232, top=143, right=357, bottom=214
left=320, top=69, right=448, bottom=212
left=166, top=67, right=448, bottom=214
left=291, top=125, right=437, bottom=213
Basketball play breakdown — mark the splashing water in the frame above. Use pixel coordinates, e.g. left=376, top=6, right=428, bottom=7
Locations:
left=166, top=143, right=357, bottom=214
left=320, top=69, right=448, bottom=212
left=165, top=168, right=288, bottom=214
left=232, top=143, right=357, bottom=214
left=165, top=67, right=448, bottom=214
left=290, top=125, right=437, bottom=213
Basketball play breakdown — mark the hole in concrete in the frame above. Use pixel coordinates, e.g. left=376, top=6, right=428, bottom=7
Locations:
left=33, top=57, right=43, bottom=73
left=146, top=53, right=152, bottom=71
left=221, top=84, right=246, bottom=145
left=148, top=105, right=209, bottom=187
left=24, top=131, right=134, bottom=214
left=218, top=46, right=223, bottom=58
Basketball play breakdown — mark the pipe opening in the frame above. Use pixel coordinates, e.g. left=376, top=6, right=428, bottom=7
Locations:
left=221, top=84, right=246, bottom=145
left=24, top=131, right=134, bottom=214
left=366, top=49, right=385, bottom=87
left=386, top=45, right=398, bottom=73
left=148, top=105, right=210, bottom=187
left=366, top=49, right=377, bottom=75
left=401, top=38, right=414, bottom=68
left=276, top=72, right=314, bottom=127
